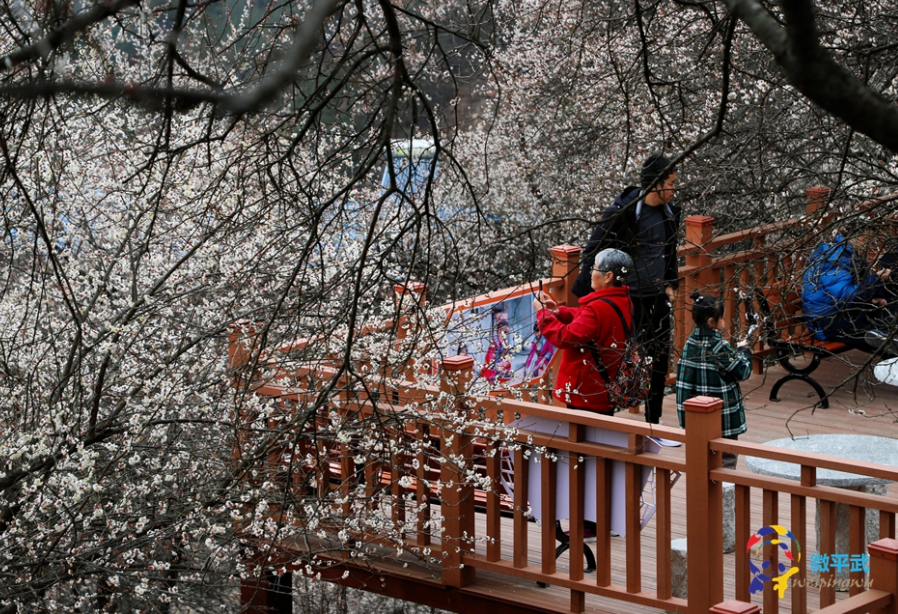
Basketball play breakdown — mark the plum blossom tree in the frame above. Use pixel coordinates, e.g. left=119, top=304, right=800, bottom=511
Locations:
left=457, top=0, right=898, bottom=240
left=0, top=0, right=501, bottom=611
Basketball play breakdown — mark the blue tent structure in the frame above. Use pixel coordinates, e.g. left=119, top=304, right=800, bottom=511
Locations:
left=381, top=138, right=438, bottom=201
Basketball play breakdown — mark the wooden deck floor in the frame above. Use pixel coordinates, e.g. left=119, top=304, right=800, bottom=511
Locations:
left=447, top=352, right=898, bottom=614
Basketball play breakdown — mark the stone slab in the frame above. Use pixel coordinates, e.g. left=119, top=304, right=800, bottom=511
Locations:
left=670, top=538, right=688, bottom=608
left=723, top=483, right=735, bottom=554
left=745, top=435, right=898, bottom=487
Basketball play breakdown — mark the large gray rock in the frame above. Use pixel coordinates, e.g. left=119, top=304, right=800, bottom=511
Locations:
left=670, top=538, right=688, bottom=609
left=745, top=435, right=896, bottom=592
left=723, top=483, right=735, bottom=553
left=814, top=482, right=886, bottom=588
left=746, top=435, right=898, bottom=488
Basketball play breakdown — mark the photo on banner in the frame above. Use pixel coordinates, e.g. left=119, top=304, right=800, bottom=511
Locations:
left=445, top=287, right=557, bottom=388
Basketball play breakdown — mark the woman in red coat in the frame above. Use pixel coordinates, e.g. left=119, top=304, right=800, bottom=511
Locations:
left=534, top=248, right=634, bottom=415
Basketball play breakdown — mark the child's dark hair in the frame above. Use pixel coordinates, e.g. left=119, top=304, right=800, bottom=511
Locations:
left=690, top=292, right=724, bottom=329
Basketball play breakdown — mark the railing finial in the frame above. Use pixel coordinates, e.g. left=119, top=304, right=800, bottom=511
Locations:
left=550, top=244, right=581, bottom=308
left=869, top=538, right=898, bottom=613
left=709, top=600, right=761, bottom=614
left=806, top=186, right=832, bottom=214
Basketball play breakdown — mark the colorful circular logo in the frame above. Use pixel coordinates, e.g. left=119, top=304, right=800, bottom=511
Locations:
left=747, top=525, right=801, bottom=598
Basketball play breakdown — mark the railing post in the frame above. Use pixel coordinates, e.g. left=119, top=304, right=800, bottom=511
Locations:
left=228, top=320, right=261, bottom=394
left=680, top=216, right=715, bottom=369
left=545, top=245, right=582, bottom=405
left=868, top=538, right=898, bottom=613
left=806, top=186, right=832, bottom=214
left=393, top=281, right=427, bottom=341
left=684, top=396, right=724, bottom=614
left=806, top=187, right=834, bottom=254
left=393, top=281, right=427, bottom=381
left=439, top=355, right=476, bottom=588
left=550, top=244, right=581, bottom=308
left=228, top=319, right=258, bottom=372
left=709, top=600, right=760, bottom=614
left=685, top=215, right=716, bottom=290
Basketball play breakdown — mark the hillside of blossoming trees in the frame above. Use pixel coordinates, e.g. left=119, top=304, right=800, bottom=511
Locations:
left=1, top=0, right=898, bottom=610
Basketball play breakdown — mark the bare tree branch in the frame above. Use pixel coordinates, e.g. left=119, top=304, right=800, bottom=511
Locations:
left=0, top=0, right=141, bottom=69
left=1, top=0, right=347, bottom=118
left=217, top=0, right=345, bottom=115
left=720, top=0, right=898, bottom=153
left=0, top=81, right=223, bottom=110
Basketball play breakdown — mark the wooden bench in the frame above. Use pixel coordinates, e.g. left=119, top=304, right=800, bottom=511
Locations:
left=755, top=287, right=853, bottom=409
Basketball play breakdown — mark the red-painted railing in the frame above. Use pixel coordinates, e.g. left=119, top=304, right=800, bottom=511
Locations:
left=230, top=187, right=898, bottom=614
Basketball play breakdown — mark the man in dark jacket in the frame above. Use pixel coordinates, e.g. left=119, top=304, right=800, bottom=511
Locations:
left=572, top=153, right=681, bottom=425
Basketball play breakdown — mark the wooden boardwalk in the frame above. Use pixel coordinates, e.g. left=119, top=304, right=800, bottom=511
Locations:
left=245, top=228, right=898, bottom=614
left=449, top=351, right=898, bottom=614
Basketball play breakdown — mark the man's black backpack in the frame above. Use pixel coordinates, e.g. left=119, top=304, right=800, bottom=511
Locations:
left=588, top=298, right=652, bottom=410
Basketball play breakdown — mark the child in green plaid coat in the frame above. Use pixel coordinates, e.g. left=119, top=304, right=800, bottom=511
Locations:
left=676, top=292, right=753, bottom=469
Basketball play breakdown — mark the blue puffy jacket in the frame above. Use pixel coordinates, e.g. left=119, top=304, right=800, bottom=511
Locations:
left=802, top=234, right=878, bottom=340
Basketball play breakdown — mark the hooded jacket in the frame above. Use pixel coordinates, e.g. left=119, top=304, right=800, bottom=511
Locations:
left=802, top=234, right=880, bottom=340
left=573, top=186, right=681, bottom=298
left=537, top=285, right=633, bottom=413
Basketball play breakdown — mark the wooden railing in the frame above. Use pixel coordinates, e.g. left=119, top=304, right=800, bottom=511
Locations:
left=232, top=187, right=898, bottom=614
left=673, top=187, right=898, bottom=378
left=429, top=369, right=898, bottom=614
left=672, top=204, right=820, bottom=378
left=435, top=359, right=690, bottom=611
left=712, top=430, right=898, bottom=614
left=232, top=351, right=898, bottom=614
left=434, top=191, right=845, bottom=394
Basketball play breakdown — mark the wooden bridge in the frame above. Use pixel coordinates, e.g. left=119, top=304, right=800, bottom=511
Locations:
left=231, top=188, right=898, bottom=614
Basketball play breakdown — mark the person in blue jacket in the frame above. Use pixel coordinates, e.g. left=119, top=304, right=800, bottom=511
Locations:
left=802, top=227, right=893, bottom=351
